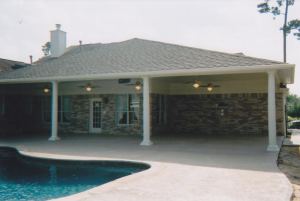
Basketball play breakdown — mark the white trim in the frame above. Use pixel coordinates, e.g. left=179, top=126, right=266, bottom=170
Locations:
left=0, top=64, right=294, bottom=84
left=89, top=98, right=102, bottom=133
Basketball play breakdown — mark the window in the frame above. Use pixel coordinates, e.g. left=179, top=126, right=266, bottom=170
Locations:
left=116, top=94, right=139, bottom=125
left=0, top=96, right=5, bottom=115
left=154, top=95, right=167, bottom=125
left=58, top=96, right=71, bottom=123
left=42, top=96, right=71, bottom=123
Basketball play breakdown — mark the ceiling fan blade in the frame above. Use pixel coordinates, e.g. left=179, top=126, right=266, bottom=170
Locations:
left=77, top=85, right=101, bottom=88
left=199, top=84, right=220, bottom=88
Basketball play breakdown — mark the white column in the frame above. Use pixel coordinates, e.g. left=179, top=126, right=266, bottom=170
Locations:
left=140, top=76, right=153, bottom=146
left=49, top=81, right=60, bottom=141
left=267, top=71, right=279, bottom=151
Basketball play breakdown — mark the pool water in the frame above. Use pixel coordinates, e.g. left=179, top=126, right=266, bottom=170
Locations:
left=0, top=147, right=149, bottom=201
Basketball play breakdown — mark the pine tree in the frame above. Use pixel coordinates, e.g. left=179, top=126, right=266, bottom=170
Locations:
left=257, top=0, right=300, bottom=62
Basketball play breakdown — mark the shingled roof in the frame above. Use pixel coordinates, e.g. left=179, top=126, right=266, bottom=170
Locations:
left=0, top=58, right=28, bottom=73
left=0, top=38, right=284, bottom=81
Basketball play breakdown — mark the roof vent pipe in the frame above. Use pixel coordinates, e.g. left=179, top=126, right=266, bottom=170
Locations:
left=29, top=55, right=33, bottom=64
left=50, top=24, right=66, bottom=57
left=79, top=40, right=82, bottom=51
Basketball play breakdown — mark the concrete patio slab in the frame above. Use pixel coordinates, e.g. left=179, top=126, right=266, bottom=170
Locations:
left=0, top=135, right=292, bottom=201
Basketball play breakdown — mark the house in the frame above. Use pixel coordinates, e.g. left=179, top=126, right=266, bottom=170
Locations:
left=0, top=24, right=295, bottom=151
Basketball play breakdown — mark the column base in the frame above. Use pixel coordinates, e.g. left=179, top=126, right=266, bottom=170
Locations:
left=267, top=144, right=280, bottom=152
left=140, top=140, right=153, bottom=146
left=48, top=136, right=60, bottom=141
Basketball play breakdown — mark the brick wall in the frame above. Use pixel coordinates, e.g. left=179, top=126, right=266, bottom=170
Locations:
left=164, top=93, right=283, bottom=136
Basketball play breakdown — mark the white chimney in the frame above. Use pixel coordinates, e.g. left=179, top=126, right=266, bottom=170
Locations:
left=50, top=24, right=66, bottom=57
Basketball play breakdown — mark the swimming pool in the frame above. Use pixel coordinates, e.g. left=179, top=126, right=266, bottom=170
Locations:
left=0, top=147, right=149, bottom=201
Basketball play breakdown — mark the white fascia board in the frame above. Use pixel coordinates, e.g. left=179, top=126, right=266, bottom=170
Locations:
left=0, top=64, right=295, bottom=84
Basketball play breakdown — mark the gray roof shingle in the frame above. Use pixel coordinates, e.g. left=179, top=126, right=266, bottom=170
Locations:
left=0, top=38, right=283, bottom=81
left=0, top=58, right=28, bottom=73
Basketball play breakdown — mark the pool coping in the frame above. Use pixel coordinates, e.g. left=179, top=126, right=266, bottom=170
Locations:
left=17, top=149, right=161, bottom=201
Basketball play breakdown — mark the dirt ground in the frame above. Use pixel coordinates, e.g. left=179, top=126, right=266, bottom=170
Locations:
left=278, top=146, right=300, bottom=201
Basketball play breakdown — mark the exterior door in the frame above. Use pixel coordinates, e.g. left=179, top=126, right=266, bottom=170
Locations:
left=89, top=99, right=102, bottom=133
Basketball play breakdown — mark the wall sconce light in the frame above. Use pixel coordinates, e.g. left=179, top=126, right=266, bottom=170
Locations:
left=135, top=81, right=142, bottom=91
left=193, top=80, right=201, bottom=89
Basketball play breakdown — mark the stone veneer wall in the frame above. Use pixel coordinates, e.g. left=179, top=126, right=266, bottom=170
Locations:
left=59, top=94, right=143, bottom=135
left=164, top=93, right=284, bottom=136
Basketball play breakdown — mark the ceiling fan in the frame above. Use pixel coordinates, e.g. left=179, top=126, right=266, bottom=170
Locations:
left=191, top=80, right=220, bottom=92
left=199, top=83, right=220, bottom=92
left=77, top=83, right=101, bottom=92
left=118, top=79, right=142, bottom=91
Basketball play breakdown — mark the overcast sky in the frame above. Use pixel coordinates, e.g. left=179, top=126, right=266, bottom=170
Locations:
left=0, top=0, right=299, bottom=95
